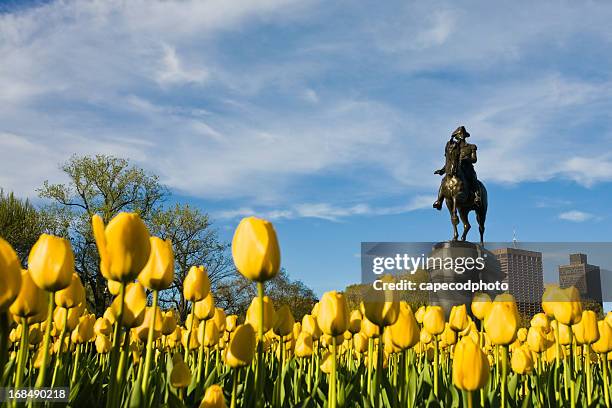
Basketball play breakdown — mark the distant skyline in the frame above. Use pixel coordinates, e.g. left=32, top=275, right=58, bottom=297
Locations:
left=1, top=1, right=611, bottom=300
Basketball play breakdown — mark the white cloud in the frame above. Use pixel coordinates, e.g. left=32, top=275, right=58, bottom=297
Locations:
left=558, top=210, right=595, bottom=222
left=214, top=195, right=435, bottom=221
left=155, top=45, right=208, bottom=86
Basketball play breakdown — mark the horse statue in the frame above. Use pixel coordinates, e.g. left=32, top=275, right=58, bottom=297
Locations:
left=437, top=136, right=488, bottom=244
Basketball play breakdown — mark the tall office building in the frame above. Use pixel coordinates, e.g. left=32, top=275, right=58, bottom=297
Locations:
left=558, top=254, right=602, bottom=305
left=492, top=248, right=544, bottom=317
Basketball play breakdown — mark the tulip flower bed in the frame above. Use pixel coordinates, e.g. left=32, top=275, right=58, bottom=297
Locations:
left=0, top=213, right=610, bottom=407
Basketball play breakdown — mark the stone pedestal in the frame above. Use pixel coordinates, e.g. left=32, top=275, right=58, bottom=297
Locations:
left=427, top=241, right=504, bottom=318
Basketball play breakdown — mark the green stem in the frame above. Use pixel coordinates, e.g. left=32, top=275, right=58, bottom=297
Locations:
left=585, top=344, right=592, bottom=405
left=141, top=289, right=159, bottom=397
left=36, top=292, right=54, bottom=387
left=256, top=282, right=265, bottom=408
left=106, top=282, right=126, bottom=408
left=569, top=330, right=575, bottom=408
left=367, top=337, right=373, bottom=397
left=433, top=336, right=439, bottom=398
left=114, top=327, right=131, bottom=407
left=230, top=368, right=239, bottom=408
left=71, top=343, right=81, bottom=386
left=500, top=345, right=508, bottom=408
left=14, top=320, right=29, bottom=388
left=602, top=353, right=610, bottom=408
left=0, top=312, right=9, bottom=380
left=329, top=336, right=337, bottom=408
left=51, top=311, right=68, bottom=388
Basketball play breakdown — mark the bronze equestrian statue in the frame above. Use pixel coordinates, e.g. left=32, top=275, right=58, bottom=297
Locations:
left=433, top=126, right=488, bottom=244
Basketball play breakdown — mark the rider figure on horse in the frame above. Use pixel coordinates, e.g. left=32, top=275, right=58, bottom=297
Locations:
left=433, top=126, right=482, bottom=210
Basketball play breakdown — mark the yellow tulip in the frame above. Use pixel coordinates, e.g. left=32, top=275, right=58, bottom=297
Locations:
left=161, top=310, right=178, bottom=335
left=511, top=346, right=533, bottom=374
left=471, top=293, right=492, bottom=321
left=423, top=306, right=445, bottom=335
left=138, top=237, right=174, bottom=291
left=517, top=327, right=528, bottom=342
left=383, top=328, right=401, bottom=354
left=552, top=286, right=582, bottom=325
left=420, top=329, right=433, bottom=344
left=441, top=323, right=457, bottom=346
left=484, top=294, right=519, bottom=345
left=320, top=351, right=333, bottom=374
left=225, top=315, right=238, bottom=333
left=295, top=331, right=314, bottom=358
left=111, top=282, right=147, bottom=328
left=317, top=291, right=349, bottom=336
left=449, top=304, right=469, bottom=331
left=530, top=313, right=550, bottom=333
left=526, top=326, right=549, bottom=352
left=541, top=284, right=562, bottom=317
left=9, top=269, right=46, bottom=318
left=199, top=319, right=219, bottom=347
left=606, top=311, right=612, bottom=328
left=54, top=273, right=85, bottom=309
left=389, top=302, right=419, bottom=349
left=361, top=316, right=380, bottom=338
left=273, top=305, right=295, bottom=337
left=183, top=266, right=211, bottom=302
left=246, top=296, right=275, bottom=333
left=200, top=384, right=226, bottom=408
left=73, top=314, right=95, bottom=343
left=302, top=314, right=321, bottom=340
left=225, top=323, right=256, bottom=368
left=311, top=302, right=320, bottom=318
left=194, top=293, right=215, bottom=320
left=452, top=336, right=489, bottom=391
left=292, top=322, right=301, bottom=340
left=353, top=332, right=368, bottom=353
left=53, top=306, right=81, bottom=332
left=170, top=354, right=192, bottom=388
left=28, top=324, right=42, bottom=345
left=94, top=317, right=112, bottom=336
left=592, top=320, right=612, bottom=354
left=415, top=306, right=426, bottom=324
left=95, top=334, right=111, bottom=353
left=135, top=306, right=163, bottom=342
left=92, top=212, right=151, bottom=282
left=0, top=237, right=22, bottom=311
left=28, top=234, right=74, bottom=292
left=213, top=308, right=226, bottom=332
left=182, top=327, right=200, bottom=350
left=348, top=309, right=362, bottom=334
left=362, top=277, right=399, bottom=327
left=231, top=216, right=280, bottom=282
left=108, top=280, right=122, bottom=296
left=555, top=321, right=572, bottom=345
left=573, top=310, right=600, bottom=345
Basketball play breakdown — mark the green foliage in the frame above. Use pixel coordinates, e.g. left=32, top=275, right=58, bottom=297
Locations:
left=216, top=269, right=318, bottom=322
left=149, top=203, right=234, bottom=322
left=0, top=189, right=67, bottom=264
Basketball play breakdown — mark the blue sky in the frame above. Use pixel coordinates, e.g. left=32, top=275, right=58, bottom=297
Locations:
left=1, top=0, right=611, bottom=297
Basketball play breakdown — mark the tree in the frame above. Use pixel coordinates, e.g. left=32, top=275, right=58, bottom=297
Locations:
left=0, top=190, right=68, bottom=264
left=149, top=203, right=234, bottom=321
left=215, top=269, right=318, bottom=322
left=38, top=155, right=168, bottom=314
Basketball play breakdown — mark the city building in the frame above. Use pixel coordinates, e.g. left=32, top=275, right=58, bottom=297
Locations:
left=492, top=247, right=544, bottom=317
left=558, top=253, right=602, bottom=306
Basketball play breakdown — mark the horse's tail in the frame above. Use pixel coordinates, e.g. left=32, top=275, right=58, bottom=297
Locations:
left=476, top=181, right=487, bottom=244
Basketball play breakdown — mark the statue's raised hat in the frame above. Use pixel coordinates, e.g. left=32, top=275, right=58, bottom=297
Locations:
left=452, top=126, right=470, bottom=138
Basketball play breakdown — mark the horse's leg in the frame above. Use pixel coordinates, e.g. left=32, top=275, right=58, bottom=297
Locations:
left=449, top=197, right=459, bottom=241
left=459, top=208, right=471, bottom=241
left=476, top=209, right=486, bottom=245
